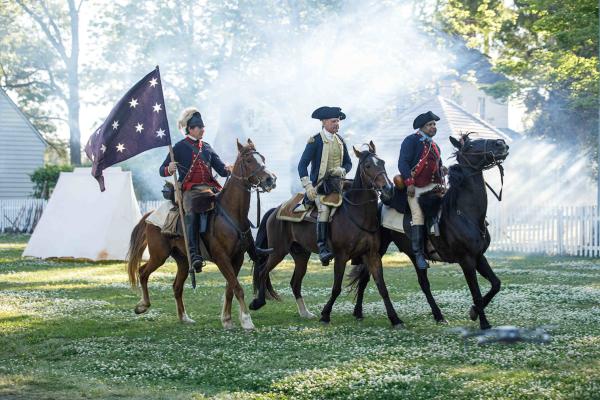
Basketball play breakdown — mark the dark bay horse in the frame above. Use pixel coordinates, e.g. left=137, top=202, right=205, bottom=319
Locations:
left=127, top=139, right=276, bottom=330
left=349, top=135, right=509, bottom=329
left=250, top=142, right=405, bottom=328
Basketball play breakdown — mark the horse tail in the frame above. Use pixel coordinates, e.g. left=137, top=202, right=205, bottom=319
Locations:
left=253, top=207, right=279, bottom=300
left=347, top=262, right=369, bottom=299
left=127, top=212, right=151, bottom=288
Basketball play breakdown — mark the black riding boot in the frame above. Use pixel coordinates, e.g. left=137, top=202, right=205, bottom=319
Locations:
left=411, top=225, right=429, bottom=270
left=317, top=221, right=334, bottom=266
left=185, top=213, right=204, bottom=273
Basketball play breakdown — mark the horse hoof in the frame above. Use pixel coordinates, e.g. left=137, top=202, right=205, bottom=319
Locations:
left=469, top=305, right=478, bottom=321
left=134, top=304, right=149, bottom=314
left=480, top=323, right=492, bottom=330
left=249, top=298, right=265, bottom=311
left=319, top=317, right=330, bottom=325
left=222, top=320, right=235, bottom=330
left=180, top=314, right=196, bottom=324
left=354, top=315, right=364, bottom=321
left=436, top=318, right=449, bottom=325
left=300, top=311, right=316, bottom=319
left=392, top=322, right=406, bottom=330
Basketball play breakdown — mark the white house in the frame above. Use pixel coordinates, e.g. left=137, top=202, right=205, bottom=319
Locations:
left=0, top=89, right=47, bottom=198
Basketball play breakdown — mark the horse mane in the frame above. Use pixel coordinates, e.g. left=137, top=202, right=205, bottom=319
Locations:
left=351, top=151, right=370, bottom=189
left=441, top=164, right=467, bottom=213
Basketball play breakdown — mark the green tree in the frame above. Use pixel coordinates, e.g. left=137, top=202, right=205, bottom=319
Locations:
left=1, top=0, right=87, bottom=166
left=29, top=164, right=74, bottom=199
left=436, top=0, right=599, bottom=155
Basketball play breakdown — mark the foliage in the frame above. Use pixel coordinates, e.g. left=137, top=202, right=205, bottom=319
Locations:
left=29, top=164, right=74, bottom=199
left=1, top=0, right=86, bottom=165
left=436, top=0, right=599, bottom=158
left=0, top=236, right=599, bottom=399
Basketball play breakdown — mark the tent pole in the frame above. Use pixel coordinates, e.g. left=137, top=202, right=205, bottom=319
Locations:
left=169, top=144, right=195, bottom=288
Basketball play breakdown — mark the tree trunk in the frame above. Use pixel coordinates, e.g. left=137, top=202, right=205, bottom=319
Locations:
left=67, top=0, right=81, bottom=165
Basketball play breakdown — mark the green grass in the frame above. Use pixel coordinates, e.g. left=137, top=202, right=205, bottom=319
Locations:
left=1, top=234, right=599, bottom=399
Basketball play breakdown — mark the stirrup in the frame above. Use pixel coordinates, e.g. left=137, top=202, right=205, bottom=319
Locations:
left=319, top=248, right=334, bottom=266
left=255, top=247, right=274, bottom=256
left=190, top=256, right=205, bottom=273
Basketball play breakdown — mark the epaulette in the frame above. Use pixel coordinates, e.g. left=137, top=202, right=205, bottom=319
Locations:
left=307, top=134, right=319, bottom=144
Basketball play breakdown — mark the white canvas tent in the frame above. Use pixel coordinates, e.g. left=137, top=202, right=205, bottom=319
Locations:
left=23, top=167, right=142, bottom=261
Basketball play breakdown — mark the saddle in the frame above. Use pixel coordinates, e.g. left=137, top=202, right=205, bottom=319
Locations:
left=276, top=178, right=349, bottom=223
left=380, top=188, right=445, bottom=261
left=158, top=182, right=214, bottom=262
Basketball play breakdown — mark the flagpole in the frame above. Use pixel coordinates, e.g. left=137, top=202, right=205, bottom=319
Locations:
left=169, top=144, right=195, bottom=289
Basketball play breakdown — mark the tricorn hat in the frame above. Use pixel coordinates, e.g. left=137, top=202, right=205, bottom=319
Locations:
left=311, top=106, right=346, bottom=121
left=413, top=111, right=440, bottom=130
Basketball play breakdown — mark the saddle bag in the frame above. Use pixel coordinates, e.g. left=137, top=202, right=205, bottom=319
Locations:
left=190, top=188, right=216, bottom=213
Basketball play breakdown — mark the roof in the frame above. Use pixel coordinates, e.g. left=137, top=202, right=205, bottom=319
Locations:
left=0, top=88, right=47, bottom=146
left=376, top=95, right=512, bottom=161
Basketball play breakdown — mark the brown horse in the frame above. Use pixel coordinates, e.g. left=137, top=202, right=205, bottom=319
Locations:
left=127, top=139, right=276, bottom=330
left=250, top=142, right=404, bottom=328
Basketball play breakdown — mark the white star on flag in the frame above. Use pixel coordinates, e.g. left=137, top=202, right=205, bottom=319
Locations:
left=129, top=98, right=138, bottom=108
left=116, top=143, right=126, bottom=152
left=112, top=120, right=119, bottom=130
left=101, top=144, right=106, bottom=153
left=156, top=128, right=166, bottom=138
left=152, top=103, right=162, bottom=113
left=135, top=122, right=144, bottom=133
left=149, top=77, right=158, bottom=87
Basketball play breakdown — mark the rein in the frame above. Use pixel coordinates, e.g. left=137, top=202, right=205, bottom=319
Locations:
left=225, top=149, right=269, bottom=227
left=341, top=152, right=387, bottom=233
left=456, top=141, right=505, bottom=202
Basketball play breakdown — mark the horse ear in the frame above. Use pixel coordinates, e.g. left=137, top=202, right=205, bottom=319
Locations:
left=369, top=140, right=376, bottom=153
left=449, top=136, right=462, bottom=149
left=247, top=138, right=254, bottom=146
left=353, top=146, right=361, bottom=158
left=237, top=139, right=244, bottom=152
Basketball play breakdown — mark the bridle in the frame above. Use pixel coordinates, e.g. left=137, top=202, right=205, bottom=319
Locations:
left=225, top=147, right=273, bottom=227
left=342, top=152, right=392, bottom=234
left=455, top=139, right=507, bottom=201
left=228, top=149, right=270, bottom=192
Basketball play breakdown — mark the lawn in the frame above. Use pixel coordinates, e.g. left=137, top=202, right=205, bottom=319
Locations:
left=0, top=234, right=599, bottom=399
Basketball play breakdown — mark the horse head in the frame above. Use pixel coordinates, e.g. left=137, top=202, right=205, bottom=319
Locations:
left=353, top=140, right=394, bottom=201
left=233, top=138, right=277, bottom=192
left=450, top=133, right=509, bottom=171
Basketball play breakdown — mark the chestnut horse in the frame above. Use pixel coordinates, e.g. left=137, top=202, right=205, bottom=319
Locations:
left=127, top=139, right=276, bottom=330
left=250, top=142, right=405, bottom=328
left=349, top=135, right=509, bottom=329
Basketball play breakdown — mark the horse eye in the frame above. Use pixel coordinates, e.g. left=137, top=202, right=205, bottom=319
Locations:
left=366, top=164, right=371, bottom=169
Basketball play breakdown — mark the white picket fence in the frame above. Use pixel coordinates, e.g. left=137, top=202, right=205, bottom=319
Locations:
left=0, top=199, right=47, bottom=233
left=486, top=205, right=600, bottom=257
left=3, top=198, right=600, bottom=257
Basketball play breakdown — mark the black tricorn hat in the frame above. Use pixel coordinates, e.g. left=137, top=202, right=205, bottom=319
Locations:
left=311, top=106, right=346, bottom=121
left=413, top=111, right=440, bottom=129
left=187, top=112, right=205, bottom=129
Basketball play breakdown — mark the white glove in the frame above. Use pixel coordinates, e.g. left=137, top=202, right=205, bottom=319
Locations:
left=305, top=184, right=317, bottom=201
left=300, top=176, right=317, bottom=201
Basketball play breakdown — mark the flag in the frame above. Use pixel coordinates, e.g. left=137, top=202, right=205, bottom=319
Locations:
left=85, top=67, right=171, bottom=191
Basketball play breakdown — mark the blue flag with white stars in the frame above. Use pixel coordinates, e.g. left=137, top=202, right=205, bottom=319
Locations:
left=85, top=66, right=171, bottom=191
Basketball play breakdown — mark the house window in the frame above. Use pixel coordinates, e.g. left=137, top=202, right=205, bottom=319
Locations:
left=478, top=97, right=486, bottom=119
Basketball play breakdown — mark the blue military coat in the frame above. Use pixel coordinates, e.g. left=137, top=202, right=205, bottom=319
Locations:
left=159, top=137, right=229, bottom=183
left=388, top=133, right=442, bottom=213
left=297, top=132, right=352, bottom=185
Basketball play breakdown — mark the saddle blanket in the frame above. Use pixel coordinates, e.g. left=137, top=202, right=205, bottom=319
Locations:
left=277, top=193, right=313, bottom=222
left=146, top=200, right=173, bottom=228
left=381, top=204, right=406, bottom=233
